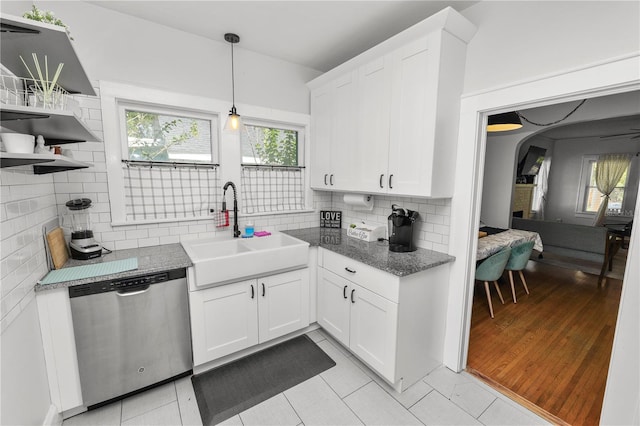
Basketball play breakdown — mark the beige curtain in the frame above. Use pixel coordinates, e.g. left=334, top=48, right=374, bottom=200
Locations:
left=593, top=153, right=632, bottom=226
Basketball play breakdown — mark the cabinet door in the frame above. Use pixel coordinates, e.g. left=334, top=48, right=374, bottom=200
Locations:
left=258, top=269, right=310, bottom=342
left=190, top=280, right=258, bottom=366
left=356, top=56, right=392, bottom=193
left=310, top=84, right=333, bottom=189
left=330, top=71, right=359, bottom=191
left=388, top=36, right=436, bottom=196
left=317, top=268, right=351, bottom=347
left=349, top=283, right=399, bottom=383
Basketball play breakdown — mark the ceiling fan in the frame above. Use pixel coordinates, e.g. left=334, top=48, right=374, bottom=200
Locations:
left=600, top=128, right=640, bottom=139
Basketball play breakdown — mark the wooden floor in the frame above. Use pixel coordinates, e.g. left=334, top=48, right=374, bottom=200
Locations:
left=467, top=250, right=625, bottom=426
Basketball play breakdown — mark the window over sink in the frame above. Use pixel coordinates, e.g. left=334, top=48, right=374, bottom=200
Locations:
left=240, top=120, right=306, bottom=214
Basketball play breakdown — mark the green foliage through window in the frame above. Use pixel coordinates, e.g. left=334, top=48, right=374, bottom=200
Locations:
left=126, top=110, right=212, bottom=163
left=242, top=125, right=299, bottom=166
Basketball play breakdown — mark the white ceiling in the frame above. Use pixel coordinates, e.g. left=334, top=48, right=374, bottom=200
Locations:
left=532, top=114, right=640, bottom=141
left=87, top=0, right=478, bottom=72
left=86, top=1, right=639, bottom=140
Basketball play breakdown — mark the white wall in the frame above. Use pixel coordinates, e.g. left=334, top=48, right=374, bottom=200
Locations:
left=32, top=1, right=321, bottom=114
left=1, top=299, right=52, bottom=426
left=461, top=1, right=640, bottom=94
left=545, top=137, right=640, bottom=225
left=480, top=91, right=640, bottom=228
left=0, top=169, right=56, bottom=425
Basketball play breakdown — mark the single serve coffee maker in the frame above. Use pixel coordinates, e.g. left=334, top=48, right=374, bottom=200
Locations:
left=388, top=204, right=419, bottom=252
left=64, top=198, right=102, bottom=260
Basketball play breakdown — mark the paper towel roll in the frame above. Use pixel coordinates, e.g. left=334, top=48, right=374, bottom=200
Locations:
left=343, top=194, right=374, bottom=211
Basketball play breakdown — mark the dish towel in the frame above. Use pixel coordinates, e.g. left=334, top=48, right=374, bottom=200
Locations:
left=39, top=258, right=138, bottom=285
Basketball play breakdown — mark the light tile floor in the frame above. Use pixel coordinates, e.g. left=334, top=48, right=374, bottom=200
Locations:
left=63, top=329, right=551, bottom=426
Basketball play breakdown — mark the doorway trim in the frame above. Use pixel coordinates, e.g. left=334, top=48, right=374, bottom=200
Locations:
left=443, top=53, right=640, bottom=421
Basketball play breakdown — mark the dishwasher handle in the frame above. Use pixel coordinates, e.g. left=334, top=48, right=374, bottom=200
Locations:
left=116, top=285, right=150, bottom=296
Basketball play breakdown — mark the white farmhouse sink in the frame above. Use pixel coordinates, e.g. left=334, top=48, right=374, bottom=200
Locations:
left=181, top=231, right=309, bottom=288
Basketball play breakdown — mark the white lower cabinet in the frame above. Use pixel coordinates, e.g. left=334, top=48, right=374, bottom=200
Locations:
left=190, top=268, right=310, bottom=366
left=317, top=249, right=449, bottom=391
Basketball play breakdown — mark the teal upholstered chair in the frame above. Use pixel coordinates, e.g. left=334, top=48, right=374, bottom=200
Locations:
left=475, top=247, right=511, bottom=318
left=505, top=241, right=535, bottom=303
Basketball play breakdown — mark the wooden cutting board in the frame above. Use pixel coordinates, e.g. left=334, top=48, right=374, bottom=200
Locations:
left=46, top=227, right=69, bottom=270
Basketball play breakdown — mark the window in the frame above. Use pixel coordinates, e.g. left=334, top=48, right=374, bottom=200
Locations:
left=101, top=82, right=222, bottom=225
left=124, top=107, right=214, bottom=163
left=240, top=122, right=305, bottom=214
left=241, top=124, right=300, bottom=166
left=577, top=155, right=631, bottom=216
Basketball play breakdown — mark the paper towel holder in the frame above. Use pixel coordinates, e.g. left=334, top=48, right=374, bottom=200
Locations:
left=343, top=193, right=374, bottom=211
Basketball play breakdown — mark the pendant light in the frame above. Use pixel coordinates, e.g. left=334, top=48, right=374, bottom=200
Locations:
left=223, top=33, right=243, bottom=133
left=487, top=112, right=523, bottom=132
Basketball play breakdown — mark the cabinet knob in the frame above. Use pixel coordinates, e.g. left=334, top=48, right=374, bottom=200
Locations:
left=351, top=289, right=356, bottom=303
left=379, top=174, right=384, bottom=189
left=343, top=285, right=348, bottom=299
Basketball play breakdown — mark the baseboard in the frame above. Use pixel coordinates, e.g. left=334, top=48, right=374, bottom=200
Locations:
left=42, top=404, right=62, bottom=426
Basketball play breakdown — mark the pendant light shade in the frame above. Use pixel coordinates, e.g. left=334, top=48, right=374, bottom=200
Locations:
left=487, top=111, right=523, bottom=132
left=224, top=33, right=243, bottom=133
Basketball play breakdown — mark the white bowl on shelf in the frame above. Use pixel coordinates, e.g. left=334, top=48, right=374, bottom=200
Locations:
left=0, top=133, right=35, bottom=154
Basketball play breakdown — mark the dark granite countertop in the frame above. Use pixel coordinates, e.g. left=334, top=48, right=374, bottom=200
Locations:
left=283, top=227, right=455, bottom=277
left=35, top=244, right=192, bottom=292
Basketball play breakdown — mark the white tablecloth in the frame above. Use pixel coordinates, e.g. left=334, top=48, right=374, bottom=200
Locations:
left=477, top=229, right=543, bottom=261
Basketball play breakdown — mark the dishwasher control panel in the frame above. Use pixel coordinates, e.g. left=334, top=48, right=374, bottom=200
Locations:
left=69, top=268, right=186, bottom=298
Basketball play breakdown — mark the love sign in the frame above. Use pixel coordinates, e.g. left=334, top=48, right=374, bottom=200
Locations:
left=320, top=210, right=342, bottom=228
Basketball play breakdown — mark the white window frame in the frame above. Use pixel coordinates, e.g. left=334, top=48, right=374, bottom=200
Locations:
left=101, top=82, right=224, bottom=225
left=575, top=154, right=633, bottom=219
left=241, top=118, right=305, bottom=167
left=238, top=116, right=313, bottom=216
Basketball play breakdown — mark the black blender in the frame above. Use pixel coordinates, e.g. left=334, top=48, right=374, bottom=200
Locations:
left=388, top=204, right=419, bottom=252
left=64, top=198, right=102, bottom=260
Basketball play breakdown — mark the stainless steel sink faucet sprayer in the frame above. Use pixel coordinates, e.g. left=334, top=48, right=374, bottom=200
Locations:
left=222, top=181, right=241, bottom=238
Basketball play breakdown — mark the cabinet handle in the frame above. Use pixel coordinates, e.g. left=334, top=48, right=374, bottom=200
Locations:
left=351, top=289, right=356, bottom=303
left=343, top=285, right=348, bottom=299
left=379, top=174, right=384, bottom=188
left=389, top=174, right=394, bottom=189
left=330, top=174, right=334, bottom=185
left=324, top=174, right=328, bottom=185
left=262, top=283, right=265, bottom=297
left=345, top=267, right=356, bottom=274
left=251, top=284, right=254, bottom=299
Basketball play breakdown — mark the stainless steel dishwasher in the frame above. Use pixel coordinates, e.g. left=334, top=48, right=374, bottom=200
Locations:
left=69, top=268, right=192, bottom=409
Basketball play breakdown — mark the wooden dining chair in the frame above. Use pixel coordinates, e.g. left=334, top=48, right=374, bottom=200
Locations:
left=475, top=247, right=511, bottom=318
left=505, top=241, right=535, bottom=303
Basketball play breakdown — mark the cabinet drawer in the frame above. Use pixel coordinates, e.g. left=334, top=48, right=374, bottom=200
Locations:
left=321, top=249, right=399, bottom=303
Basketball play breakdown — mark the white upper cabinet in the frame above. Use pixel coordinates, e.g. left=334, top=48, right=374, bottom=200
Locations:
left=310, top=72, right=359, bottom=191
left=356, top=56, right=392, bottom=193
left=308, top=7, right=476, bottom=198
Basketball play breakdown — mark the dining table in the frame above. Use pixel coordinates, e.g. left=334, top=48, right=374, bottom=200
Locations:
left=477, top=228, right=543, bottom=261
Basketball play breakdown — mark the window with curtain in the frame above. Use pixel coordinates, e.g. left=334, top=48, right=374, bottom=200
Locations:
left=240, top=122, right=305, bottom=214
left=119, top=103, right=220, bottom=222
left=577, top=154, right=633, bottom=218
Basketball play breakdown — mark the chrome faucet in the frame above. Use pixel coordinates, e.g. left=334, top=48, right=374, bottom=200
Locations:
left=222, top=181, right=241, bottom=238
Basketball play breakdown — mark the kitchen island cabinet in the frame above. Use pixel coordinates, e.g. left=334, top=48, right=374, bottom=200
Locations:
left=189, top=268, right=310, bottom=366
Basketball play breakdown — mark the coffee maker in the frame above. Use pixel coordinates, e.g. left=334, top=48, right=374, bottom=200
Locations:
left=64, top=198, right=102, bottom=260
left=388, top=204, right=418, bottom=252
